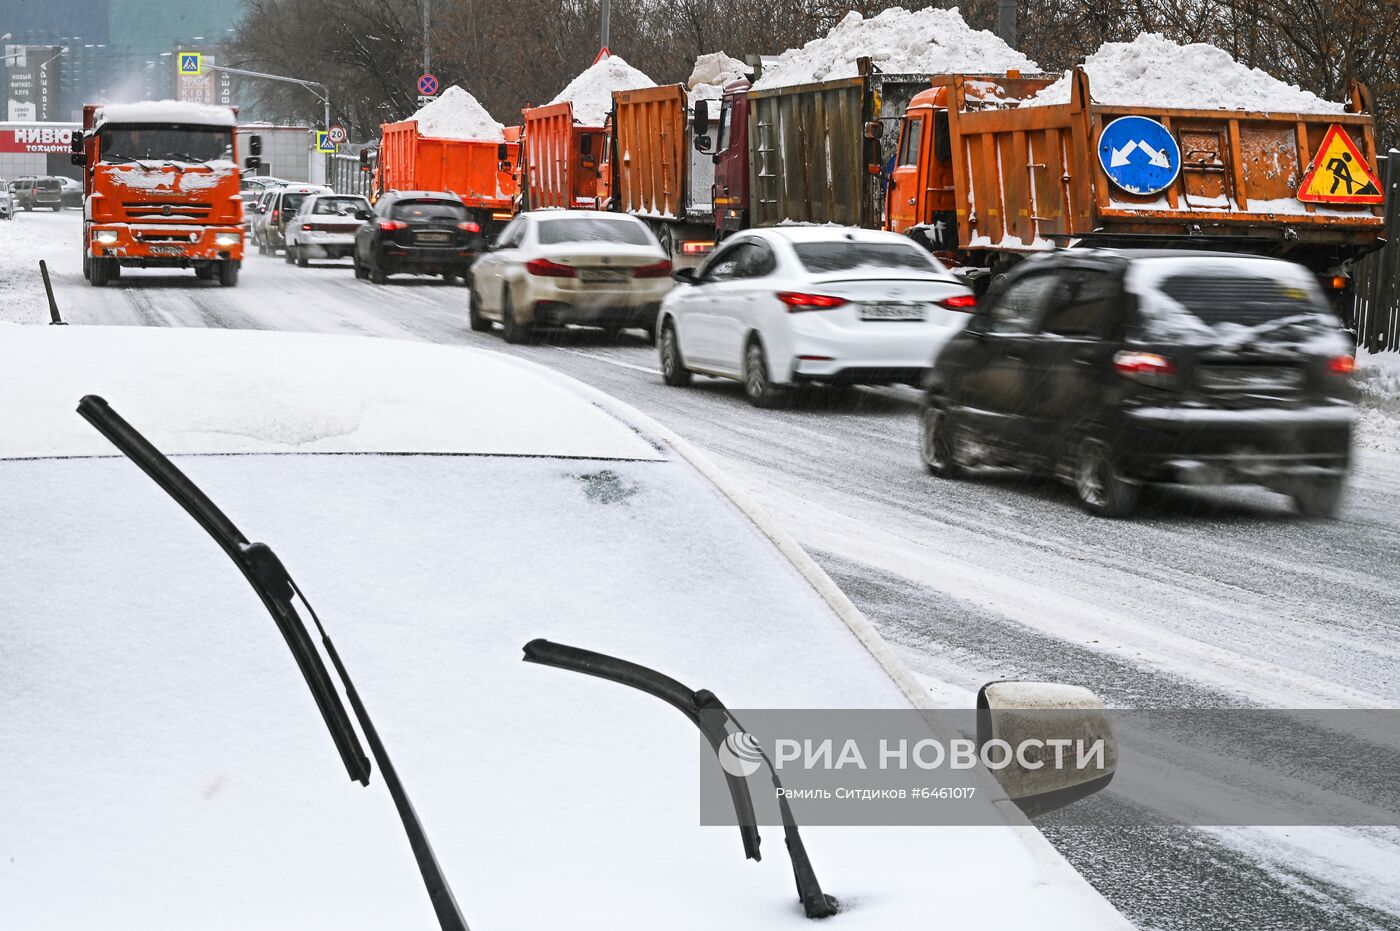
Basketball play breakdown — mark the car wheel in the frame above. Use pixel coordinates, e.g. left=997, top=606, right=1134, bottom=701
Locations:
left=743, top=338, right=787, bottom=409
left=919, top=403, right=965, bottom=478
left=296, top=245, right=309, bottom=268
left=659, top=320, right=692, bottom=387
left=1075, top=438, right=1138, bottom=518
left=353, top=255, right=368, bottom=279
left=369, top=259, right=388, bottom=285
left=468, top=289, right=492, bottom=332
left=1291, top=476, right=1345, bottom=518
left=283, top=243, right=295, bottom=264
left=258, top=238, right=268, bottom=256
left=501, top=287, right=532, bottom=344
left=52, top=205, right=62, bottom=212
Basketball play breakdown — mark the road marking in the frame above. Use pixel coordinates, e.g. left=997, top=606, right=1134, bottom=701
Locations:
left=555, top=347, right=660, bottom=375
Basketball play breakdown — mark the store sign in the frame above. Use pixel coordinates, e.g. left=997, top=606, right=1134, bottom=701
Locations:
left=0, top=126, right=76, bottom=154
left=5, top=45, right=60, bottom=122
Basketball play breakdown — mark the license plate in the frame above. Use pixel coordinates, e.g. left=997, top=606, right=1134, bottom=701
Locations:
left=1199, top=366, right=1303, bottom=392
left=415, top=232, right=450, bottom=244
left=147, top=244, right=185, bottom=255
left=580, top=269, right=629, bottom=283
left=860, top=302, right=925, bottom=321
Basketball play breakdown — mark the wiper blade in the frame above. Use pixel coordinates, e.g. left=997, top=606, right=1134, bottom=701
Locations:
left=101, top=152, right=159, bottom=170
left=77, top=395, right=470, bottom=931
left=522, top=638, right=838, bottom=919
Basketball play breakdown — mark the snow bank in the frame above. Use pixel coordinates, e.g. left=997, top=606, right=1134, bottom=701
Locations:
left=406, top=85, right=505, bottom=141
left=751, top=7, right=1038, bottom=90
left=1354, top=349, right=1400, bottom=454
left=1028, top=33, right=1344, bottom=113
left=548, top=54, right=655, bottom=126
left=687, top=51, right=750, bottom=103
left=96, top=100, right=236, bottom=127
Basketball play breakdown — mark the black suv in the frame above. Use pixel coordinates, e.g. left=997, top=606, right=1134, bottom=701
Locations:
left=919, top=249, right=1356, bottom=518
left=353, top=191, right=483, bottom=284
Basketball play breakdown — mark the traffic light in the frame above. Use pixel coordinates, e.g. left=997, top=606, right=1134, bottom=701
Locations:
left=244, top=134, right=263, bottom=173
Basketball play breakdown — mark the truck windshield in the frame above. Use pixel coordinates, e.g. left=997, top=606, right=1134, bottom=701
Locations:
left=97, top=123, right=233, bottom=164
left=794, top=241, right=945, bottom=274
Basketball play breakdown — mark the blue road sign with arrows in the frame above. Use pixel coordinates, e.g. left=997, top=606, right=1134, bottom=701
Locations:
left=1097, top=116, right=1181, bottom=196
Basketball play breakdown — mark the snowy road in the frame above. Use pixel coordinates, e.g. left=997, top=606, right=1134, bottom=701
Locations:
left=5, top=211, right=1400, bottom=929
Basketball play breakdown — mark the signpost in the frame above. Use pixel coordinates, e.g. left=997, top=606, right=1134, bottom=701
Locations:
left=1096, top=115, right=1181, bottom=197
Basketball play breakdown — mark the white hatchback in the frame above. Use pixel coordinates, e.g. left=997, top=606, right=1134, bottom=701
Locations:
left=468, top=210, right=673, bottom=343
left=285, top=192, right=372, bottom=266
left=658, top=227, right=976, bottom=406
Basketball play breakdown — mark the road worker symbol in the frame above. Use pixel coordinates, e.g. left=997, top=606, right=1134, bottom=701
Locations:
left=1297, top=124, right=1383, bottom=205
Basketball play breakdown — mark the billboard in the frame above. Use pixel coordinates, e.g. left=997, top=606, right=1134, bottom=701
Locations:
left=5, top=45, right=62, bottom=121
left=0, top=125, right=77, bottom=154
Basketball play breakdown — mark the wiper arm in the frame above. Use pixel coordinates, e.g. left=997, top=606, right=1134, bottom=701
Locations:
left=101, top=152, right=159, bottom=170
left=77, top=395, right=470, bottom=931
left=522, top=638, right=839, bottom=919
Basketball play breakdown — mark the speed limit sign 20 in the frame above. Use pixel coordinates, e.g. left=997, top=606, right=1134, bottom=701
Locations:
left=327, top=124, right=348, bottom=145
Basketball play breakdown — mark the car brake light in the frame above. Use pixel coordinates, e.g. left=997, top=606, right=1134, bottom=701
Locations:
left=1328, top=354, right=1356, bottom=374
left=526, top=258, right=577, bottom=278
left=271, top=209, right=279, bottom=221
left=1114, top=351, right=1177, bottom=379
left=938, top=294, right=977, bottom=311
left=777, top=291, right=847, bottom=312
left=300, top=222, right=312, bottom=231
left=458, top=221, right=481, bottom=233
left=680, top=240, right=715, bottom=255
left=633, top=260, right=673, bottom=278
left=379, top=220, right=407, bottom=231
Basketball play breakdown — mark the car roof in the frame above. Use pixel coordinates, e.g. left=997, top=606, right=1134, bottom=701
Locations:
left=524, top=209, right=637, bottom=221
left=384, top=190, right=462, bottom=201
left=0, top=326, right=663, bottom=461
left=752, top=225, right=926, bottom=246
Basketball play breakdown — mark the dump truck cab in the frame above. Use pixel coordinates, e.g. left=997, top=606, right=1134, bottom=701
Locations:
left=74, top=101, right=244, bottom=287
left=709, top=77, right=753, bottom=237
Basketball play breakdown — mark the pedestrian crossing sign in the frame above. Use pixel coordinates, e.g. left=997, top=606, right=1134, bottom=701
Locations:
left=178, top=52, right=202, bottom=76
left=316, top=130, right=336, bottom=153
left=1297, top=124, right=1383, bottom=205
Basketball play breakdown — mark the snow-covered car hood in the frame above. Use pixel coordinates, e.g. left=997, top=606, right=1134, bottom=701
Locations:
left=0, top=326, right=1132, bottom=930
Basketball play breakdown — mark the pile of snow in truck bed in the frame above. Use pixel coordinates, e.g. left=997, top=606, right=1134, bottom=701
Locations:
left=688, top=51, right=750, bottom=103
left=406, top=85, right=505, bottom=141
left=548, top=54, right=655, bottom=126
left=751, top=7, right=1038, bottom=90
left=95, top=99, right=236, bottom=126
left=1028, top=33, right=1344, bottom=112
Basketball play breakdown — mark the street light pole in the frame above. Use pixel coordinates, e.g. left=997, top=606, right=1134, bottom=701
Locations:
left=205, top=63, right=330, bottom=132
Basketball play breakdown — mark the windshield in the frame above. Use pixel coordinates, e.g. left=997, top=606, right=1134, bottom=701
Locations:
left=537, top=217, right=651, bottom=246
left=97, top=123, right=233, bottom=164
left=313, top=196, right=369, bottom=216
left=390, top=200, right=466, bottom=221
left=794, top=241, right=944, bottom=274
left=280, top=192, right=314, bottom=216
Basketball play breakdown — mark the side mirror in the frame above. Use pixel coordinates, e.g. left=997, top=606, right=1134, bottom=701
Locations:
left=694, top=134, right=713, bottom=152
left=497, top=160, right=511, bottom=172
left=975, top=681, right=1116, bottom=817
left=496, top=143, right=509, bottom=162
left=671, top=267, right=698, bottom=285
left=578, top=135, right=592, bottom=155
left=692, top=99, right=710, bottom=136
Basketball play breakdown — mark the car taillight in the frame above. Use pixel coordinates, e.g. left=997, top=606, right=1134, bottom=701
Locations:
left=1328, top=354, right=1356, bottom=374
left=458, top=221, right=481, bottom=233
left=526, top=258, right=577, bottom=278
left=938, top=294, right=977, bottom=311
left=1114, top=351, right=1177, bottom=383
left=633, top=260, right=672, bottom=278
left=777, top=291, right=847, bottom=312
left=379, top=220, right=407, bottom=231
left=271, top=209, right=279, bottom=221
left=300, top=222, right=312, bottom=231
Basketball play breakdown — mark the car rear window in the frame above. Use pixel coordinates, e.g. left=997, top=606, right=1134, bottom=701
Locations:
left=390, top=200, right=466, bottom=221
left=35, top=178, right=60, bottom=191
left=1127, top=257, right=1334, bottom=343
left=281, top=192, right=313, bottom=215
left=793, top=242, right=943, bottom=274
left=313, top=197, right=368, bottom=216
left=537, top=217, right=651, bottom=246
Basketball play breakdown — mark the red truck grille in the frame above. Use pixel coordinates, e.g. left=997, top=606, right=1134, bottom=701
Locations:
left=122, top=200, right=212, bottom=219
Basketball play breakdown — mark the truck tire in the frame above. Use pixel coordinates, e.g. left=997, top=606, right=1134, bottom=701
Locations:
left=82, top=252, right=91, bottom=282
left=89, top=257, right=113, bottom=287
left=216, top=261, right=239, bottom=287
left=195, top=264, right=216, bottom=280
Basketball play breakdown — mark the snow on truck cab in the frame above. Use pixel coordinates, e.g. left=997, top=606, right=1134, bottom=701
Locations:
left=72, top=100, right=245, bottom=288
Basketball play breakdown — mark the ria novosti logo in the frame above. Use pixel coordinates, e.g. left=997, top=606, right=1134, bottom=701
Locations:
left=717, top=731, right=764, bottom=777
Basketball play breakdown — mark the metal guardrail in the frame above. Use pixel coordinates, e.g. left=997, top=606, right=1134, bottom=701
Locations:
left=324, top=149, right=371, bottom=197
left=1352, top=149, right=1400, bottom=353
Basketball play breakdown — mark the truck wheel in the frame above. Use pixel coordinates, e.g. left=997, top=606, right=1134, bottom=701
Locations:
left=82, top=253, right=91, bottom=282
left=89, top=257, right=112, bottom=287
left=468, top=289, right=492, bottom=332
left=501, top=287, right=532, bottom=344
left=1075, top=438, right=1138, bottom=518
left=659, top=320, right=692, bottom=387
left=216, top=262, right=239, bottom=287
left=743, top=338, right=787, bottom=409
left=195, top=265, right=216, bottom=280
left=1291, top=476, right=1345, bottom=518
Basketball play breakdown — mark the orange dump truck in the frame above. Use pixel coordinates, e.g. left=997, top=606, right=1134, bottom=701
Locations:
left=520, top=101, right=608, bottom=210
left=601, top=84, right=717, bottom=263
left=375, top=118, right=519, bottom=238
left=73, top=101, right=244, bottom=287
left=886, top=69, right=1386, bottom=301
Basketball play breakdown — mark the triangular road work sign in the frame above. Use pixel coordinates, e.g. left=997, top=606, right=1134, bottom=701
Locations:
left=1297, top=124, right=1383, bottom=205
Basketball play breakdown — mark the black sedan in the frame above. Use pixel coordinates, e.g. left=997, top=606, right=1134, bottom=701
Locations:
left=919, top=249, right=1356, bottom=518
left=353, top=191, right=484, bottom=284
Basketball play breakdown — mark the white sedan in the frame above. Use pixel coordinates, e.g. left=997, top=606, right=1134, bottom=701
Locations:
left=2, top=324, right=1130, bottom=931
left=468, top=210, right=673, bottom=343
left=658, top=227, right=977, bottom=407
left=285, top=192, right=373, bottom=266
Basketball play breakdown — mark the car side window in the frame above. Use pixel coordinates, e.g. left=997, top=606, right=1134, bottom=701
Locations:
left=736, top=241, right=777, bottom=278
left=496, top=217, right=526, bottom=249
left=986, top=272, right=1061, bottom=335
left=702, top=242, right=752, bottom=282
left=1040, top=269, right=1121, bottom=339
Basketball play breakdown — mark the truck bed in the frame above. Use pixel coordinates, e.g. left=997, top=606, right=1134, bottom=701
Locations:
left=378, top=120, right=515, bottom=209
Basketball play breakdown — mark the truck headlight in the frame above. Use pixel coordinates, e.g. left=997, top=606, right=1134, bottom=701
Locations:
left=94, top=229, right=119, bottom=244
left=214, top=232, right=241, bottom=246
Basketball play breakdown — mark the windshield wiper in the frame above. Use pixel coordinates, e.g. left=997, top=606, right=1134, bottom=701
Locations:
left=101, top=152, right=160, bottom=169
left=1224, top=312, right=1325, bottom=353
left=522, top=638, right=838, bottom=919
left=77, top=395, right=470, bottom=931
